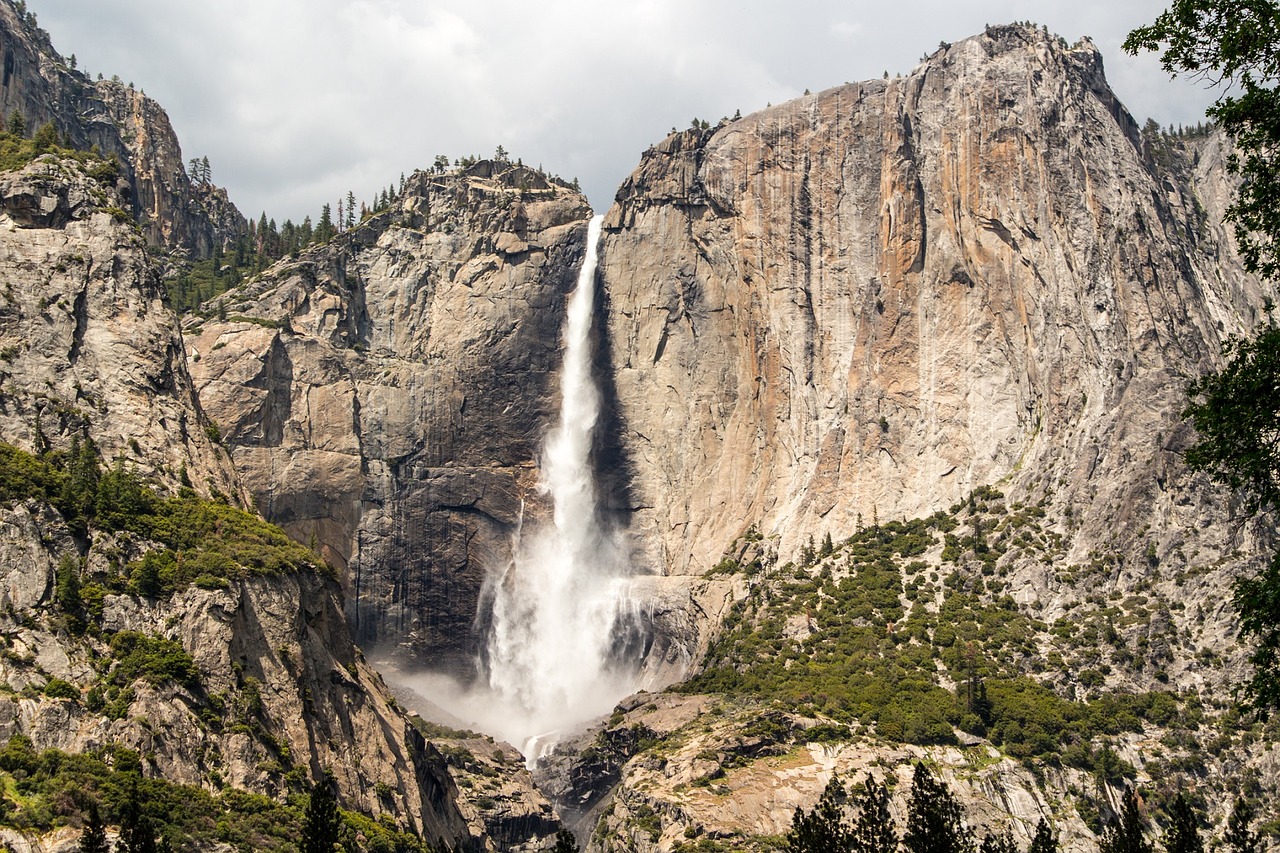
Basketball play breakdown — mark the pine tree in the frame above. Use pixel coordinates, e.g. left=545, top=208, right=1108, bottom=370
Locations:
left=903, top=763, right=973, bottom=853
left=979, top=833, right=1017, bottom=853
left=316, top=204, right=334, bottom=243
left=787, top=774, right=850, bottom=853
left=55, top=554, right=83, bottom=617
left=344, top=191, right=356, bottom=230
left=1100, top=788, right=1152, bottom=853
left=850, top=775, right=896, bottom=853
left=1027, top=819, right=1058, bottom=853
left=1224, top=798, right=1260, bottom=853
left=7, top=110, right=26, bottom=137
left=78, top=803, right=109, bottom=853
left=119, top=779, right=158, bottom=853
left=551, top=828, right=580, bottom=852
left=1163, top=794, right=1203, bottom=853
left=301, top=770, right=343, bottom=853
left=32, top=121, right=58, bottom=152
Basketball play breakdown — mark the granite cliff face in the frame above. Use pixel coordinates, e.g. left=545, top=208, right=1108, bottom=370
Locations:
left=0, top=1, right=242, bottom=254
left=599, top=25, right=1265, bottom=583
left=516, top=25, right=1280, bottom=850
left=187, top=163, right=592, bottom=671
left=0, top=155, right=471, bottom=848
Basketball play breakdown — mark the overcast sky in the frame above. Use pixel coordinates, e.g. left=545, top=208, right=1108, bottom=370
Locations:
left=32, top=1, right=1216, bottom=224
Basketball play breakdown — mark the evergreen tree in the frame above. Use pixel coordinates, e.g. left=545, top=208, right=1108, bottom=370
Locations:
left=1224, top=798, right=1260, bottom=853
left=1100, top=788, right=1152, bottom=853
left=54, top=554, right=83, bottom=624
left=850, top=775, right=896, bottom=853
left=1027, top=819, right=1058, bottom=853
left=60, top=435, right=101, bottom=524
left=551, top=828, right=580, bottom=852
left=344, top=191, right=356, bottom=230
left=78, top=803, right=109, bottom=853
left=1126, top=0, right=1280, bottom=711
left=119, top=779, right=158, bottom=853
left=1163, top=794, right=1203, bottom=853
left=316, top=204, right=334, bottom=243
left=979, top=833, right=1017, bottom=853
left=903, top=763, right=973, bottom=853
left=787, top=774, right=850, bottom=853
left=32, top=121, right=58, bottom=152
left=301, top=770, right=343, bottom=853
left=7, top=110, right=26, bottom=137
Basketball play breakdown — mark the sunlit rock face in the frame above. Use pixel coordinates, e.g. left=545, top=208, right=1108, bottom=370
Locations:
left=0, top=2, right=243, bottom=254
left=0, top=158, right=470, bottom=846
left=188, top=164, right=593, bottom=672
left=598, top=24, right=1264, bottom=581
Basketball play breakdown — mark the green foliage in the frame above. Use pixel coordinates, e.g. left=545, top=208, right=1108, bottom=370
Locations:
left=300, top=771, right=342, bottom=853
left=0, top=740, right=440, bottom=852
left=43, top=678, right=79, bottom=700
left=54, top=554, right=84, bottom=627
left=0, top=440, right=324, bottom=600
left=108, top=631, right=200, bottom=692
left=850, top=776, right=898, bottom=853
left=1027, top=819, right=1058, bottom=853
left=118, top=777, right=159, bottom=853
left=1127, top=2, right=1280, bottom=713
left=786, top=775, right=849, bottom=853
left=1163, top=793, right=1204, bottom=853
left=78, top=804, right=109, bottom=853
left=902, top=763, right=973, bottom=853
left=1179, top=325, right=1280, bottom=710
left=1126, top=1, right=1280, bottom=279
left=0, top=123, right=116, bottom=176
left=683, top=510, right=1183, bottom=758
left=1100, top=788, right=1153, bottom=853
left=551, top=828, right=581, bottom=852
left=1225, top=798, right=1261, bottom=853
left=979, top=833, right=1017, bottom=853
left=1184, top=328, right=1280, bottom=515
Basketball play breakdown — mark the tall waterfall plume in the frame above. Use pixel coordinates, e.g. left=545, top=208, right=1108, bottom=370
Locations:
left=400, top=215, right=644, bottom=762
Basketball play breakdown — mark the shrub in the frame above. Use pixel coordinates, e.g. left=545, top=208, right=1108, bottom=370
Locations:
left=42, top=678, right=79, bottom=700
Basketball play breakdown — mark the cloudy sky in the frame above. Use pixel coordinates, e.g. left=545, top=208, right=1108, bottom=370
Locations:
left=33, top=1, right=1216, bottom=224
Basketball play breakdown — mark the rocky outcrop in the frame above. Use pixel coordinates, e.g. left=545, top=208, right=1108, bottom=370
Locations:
left=187, top=163, right=592, bottom=670
left=0, top=156, right=471, bottom=847
left=0, top=156, right=238, bottom=498
left=0, top=1, right=243, bottom=254
left=598, top=25, right=1267, bottom=582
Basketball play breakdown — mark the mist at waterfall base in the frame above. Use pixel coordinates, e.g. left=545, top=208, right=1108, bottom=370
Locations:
left=387, top=216, right=647, bottom=763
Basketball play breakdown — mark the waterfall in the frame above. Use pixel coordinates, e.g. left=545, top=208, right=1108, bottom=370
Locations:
left=483, top=215, right=641, bottom=764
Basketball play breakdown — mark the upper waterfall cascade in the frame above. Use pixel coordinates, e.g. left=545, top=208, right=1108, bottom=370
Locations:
left=483, top=215, right=642, bottom=764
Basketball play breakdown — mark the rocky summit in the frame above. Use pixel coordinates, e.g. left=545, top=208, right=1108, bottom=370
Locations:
left=0, top=6, right=1275, bottom=853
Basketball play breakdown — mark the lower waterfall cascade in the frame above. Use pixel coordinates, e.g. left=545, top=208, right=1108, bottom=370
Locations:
left=397, top=215, right=646, bottom=766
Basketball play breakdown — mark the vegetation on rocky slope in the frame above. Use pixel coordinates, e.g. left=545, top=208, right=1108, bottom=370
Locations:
left=592, top=489, right=1280, bottom=850
left=0, top=736, right=444, bottom=852
left=0, top=439, right=323, bottom=597
left=688, top=493, right=1192, bottom=766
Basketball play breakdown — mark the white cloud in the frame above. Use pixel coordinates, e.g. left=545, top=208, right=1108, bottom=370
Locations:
left=31, top=0, right=1218, bottom=223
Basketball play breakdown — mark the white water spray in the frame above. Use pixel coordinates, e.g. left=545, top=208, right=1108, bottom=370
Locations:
left=479, top=215, right=642, bottom=764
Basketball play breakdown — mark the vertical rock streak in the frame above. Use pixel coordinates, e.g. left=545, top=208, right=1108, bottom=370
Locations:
left=486, top=215, right=637, bottom=762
